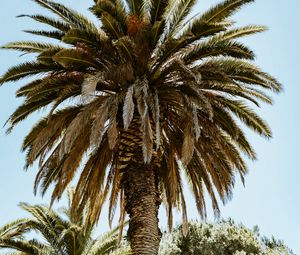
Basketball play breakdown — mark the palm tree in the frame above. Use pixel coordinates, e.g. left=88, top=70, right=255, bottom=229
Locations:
left=0, top=0, right=281, bottom=253
left=0, top=191, right=131, bottom=255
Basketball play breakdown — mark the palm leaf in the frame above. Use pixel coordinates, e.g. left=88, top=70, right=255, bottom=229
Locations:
left=199, top=0, right=254, bottom=23
left=0, top=62, right=59, bottom=85
left=52, top=49, right=99, bottom=68
left=1, top=41, right=61, bottom=54
left=17, top=14, right=70, bottom=31
left=165, top=0, right=197, bottom=37
left=150, top=0, right=168, bottom=24
left=33, top=0, right=98, bottom=31
left=91, top=0, right=127, bottom=34
left=62, top=29, right=99, bottom=46
left=23, top=30, right=65, bottom=40
left=219, top=98, right=272, bottom=137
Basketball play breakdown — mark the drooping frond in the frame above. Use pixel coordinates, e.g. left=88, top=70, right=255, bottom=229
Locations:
left=0, top=193, right=130, bottom=255
left=0, top=62, right=60, bottom=85
left=0, top=219, right=29, bottom=240
left=218, top=98, right=272, bottom=137
left=123, top=85, right=135, bottom=130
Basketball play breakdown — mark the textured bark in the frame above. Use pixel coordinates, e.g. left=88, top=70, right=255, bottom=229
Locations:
left=123, top=160, right=161, bottom=255
left=120, top=116, right=161, bottom=255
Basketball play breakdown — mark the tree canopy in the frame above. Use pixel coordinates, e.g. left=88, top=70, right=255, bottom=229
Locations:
left=0, top=0, right=282, bottom=253
left=159, top=220, right=294, bottom=255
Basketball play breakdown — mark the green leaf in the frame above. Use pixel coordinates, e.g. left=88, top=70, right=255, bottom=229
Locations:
left=150, top=0, right=168, bottom=24
left=1, top=41, right=60, bottom=53
left=37, top=48, right=63, bottom=65
left=100, top=12, right=124, bottom=39
left=52, top=49, right=99, bottom=68
left=17, top=14, right=70, bottom=31
left=210, top=25, right=267, bottom=42
left=23, top=30, right=65, bottom=40
left=220, top=99, right=272, bottom=137
left=150, top=20, right=165, bottom=49
left=91, top=0, right=127, bottom=33
left=0, top=62, right=59, bottom=85
left=62, top=28, right=101, bottom=46
left=184, top=40, right=255, bottom=63
left=124, top=0, right=143, bottom=16
left=32, top=0, right=97, bottom=31
left=199, top=0, right=255, bottom=23
left=166, top=0, right=197, bottom=37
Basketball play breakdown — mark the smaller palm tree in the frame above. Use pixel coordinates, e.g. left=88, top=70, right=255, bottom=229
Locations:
left=0, top=191, right=131, bottom=255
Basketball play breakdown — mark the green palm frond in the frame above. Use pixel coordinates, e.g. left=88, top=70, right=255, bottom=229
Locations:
left=124, top=0, right=143, bottom=16
left=199, top=0, right=254, bottom=23
left=0, top=238, right=51, bottom=255
left=1, top=41, right=61, bottom=53
left=181, top=25, right=266, bottom=63
left=183, top=40, right=255, bottom=64
left=209, top=25, right=267, bottom=42
left=219, top=98, right=272, bottom=137
left=6, top=94, right=59, bottom=133
left=149, top=0, right=168, bottom=24
left=91, top=0, right=127, bottom=35
left=62, top=28, right=103, bottom=46
left=17, top=14, right=70, bottom=31
left=23, top=30, right=65, bottom=40
left=0, top=219, right=29, bottom=239
left=100, top=12, right=125, bottom=39
left=196, top=58, right=281, bottom=91
left=0, top=193, right=130, bottom=255
left=52, top=49, right=99, bottom=68
left=32, top=0, right=98, bottom=31
left=165, top=0, right=197, bottom=37
left=0, top=62, right=60, bottom=85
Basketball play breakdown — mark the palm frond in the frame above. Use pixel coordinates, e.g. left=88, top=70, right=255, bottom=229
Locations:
left=0, top=62, right=59, bottom=85
left=17, top=14, right=70, bottom=31
left=52, top=49, right=99, bottom=68
left=62, top=28, right=104, bottom=47
left=1, top=41, right=61, bottom=54
left=125, top=0, right=143, bottom=16
left=219, top=98, right=272, bottom=137
left=199, top=0, right=254, bottom=23
left=91, top=0, right=128, bottom=35
left=23, top=30, right=65, bottom=40
left=149, top=0, right=168, bottom=24
left=165, top=0, right=197, bottom=37
left=33, top=0, right=98, bottom=31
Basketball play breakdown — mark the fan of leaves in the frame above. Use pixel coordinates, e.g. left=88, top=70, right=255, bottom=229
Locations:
left=0, top=190, right=131, bottom=255
left=0, top=0, right=281, bottom=232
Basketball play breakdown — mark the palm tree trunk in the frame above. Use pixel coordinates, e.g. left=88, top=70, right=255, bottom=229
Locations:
left=120, top=115, right=161, bottom=254
left=123, top=160, right=161, bottom=255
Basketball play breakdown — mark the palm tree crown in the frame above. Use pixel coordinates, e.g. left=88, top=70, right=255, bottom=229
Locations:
left=0, top=0, right=281, bottom=253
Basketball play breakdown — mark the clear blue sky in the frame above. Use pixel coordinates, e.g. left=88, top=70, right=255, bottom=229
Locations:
left=0, top=0, right=299, bottom=253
